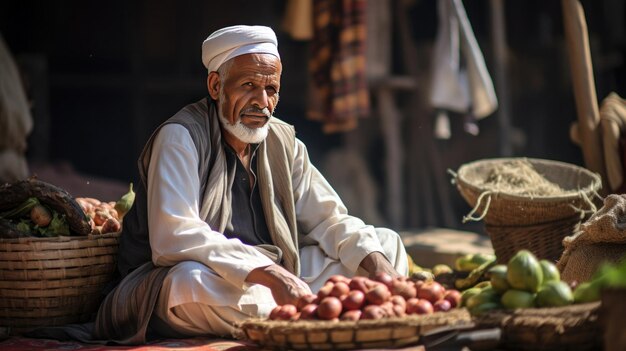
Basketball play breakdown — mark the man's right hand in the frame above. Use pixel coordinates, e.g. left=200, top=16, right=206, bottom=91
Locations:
left=246, top=264, right=312, bottom=306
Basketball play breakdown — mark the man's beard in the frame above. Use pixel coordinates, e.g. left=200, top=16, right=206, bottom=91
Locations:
left=217, top=91, right=272, bottom=144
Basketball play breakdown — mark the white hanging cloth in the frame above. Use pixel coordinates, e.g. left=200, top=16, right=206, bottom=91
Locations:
left=429, top=0, right=498, bottom=120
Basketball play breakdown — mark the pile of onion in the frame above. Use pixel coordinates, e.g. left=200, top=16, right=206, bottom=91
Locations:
left=269, top=273, right=462, bottom=321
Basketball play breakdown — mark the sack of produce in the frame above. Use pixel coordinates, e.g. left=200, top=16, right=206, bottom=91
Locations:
left=557, top=194, right=626, bottom=284
left=453, top=158, right=601, bottom=263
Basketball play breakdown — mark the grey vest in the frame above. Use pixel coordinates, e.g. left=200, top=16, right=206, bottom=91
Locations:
left=117, top=98, right=301, bottom=276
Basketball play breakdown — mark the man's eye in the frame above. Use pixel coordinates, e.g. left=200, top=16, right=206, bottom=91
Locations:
left=243, top=82, right=253, bottom=87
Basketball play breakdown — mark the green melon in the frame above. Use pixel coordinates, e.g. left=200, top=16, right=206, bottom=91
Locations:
left=539, top=259, right=560, bottom=284
left=507, top=250, right=543, bottom=293
left=501, top=289, right=536, bottom=309
left=536, top=281, right=574, bottom=307
left=488, top=264, right=510, bottom=293
left=465, top=287, right=500, bottom=309
left=460, top=288, right=482, bottom=308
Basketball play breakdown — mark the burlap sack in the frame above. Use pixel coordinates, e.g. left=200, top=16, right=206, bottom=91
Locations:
left=557, top=194, right=626, bottom=283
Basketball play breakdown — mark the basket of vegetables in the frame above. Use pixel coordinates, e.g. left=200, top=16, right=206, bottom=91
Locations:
left=464, top=250, right=603, bottom=351
left=238, top=273, right=473, bottom=350
left=0, top=178, right=134, bottom=335
left=453, top=158, right=602, bottom=263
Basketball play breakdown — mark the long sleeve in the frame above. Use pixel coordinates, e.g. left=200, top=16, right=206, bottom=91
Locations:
left=146, top=124, right=274, bottom=289
left=291, top=138, right=385, bottom=273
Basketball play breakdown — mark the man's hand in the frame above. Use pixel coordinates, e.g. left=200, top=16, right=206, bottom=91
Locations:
left=359, top=251, right=401, bottom=279
left=246, top=264, right=312, bottom=306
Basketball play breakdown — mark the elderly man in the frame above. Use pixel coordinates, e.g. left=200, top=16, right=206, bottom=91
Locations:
left=94, top=25, right=408, bottom=343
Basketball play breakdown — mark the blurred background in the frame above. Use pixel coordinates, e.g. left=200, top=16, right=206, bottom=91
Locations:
left=0, top=0, right=624, bottom=233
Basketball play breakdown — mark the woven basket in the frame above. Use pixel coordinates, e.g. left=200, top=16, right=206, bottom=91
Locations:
left=238, top=309, right=472, bottom=350
left=474, top=302, right=602, bottom=351
left=455, top=158, right=601, bottom=263
left=0, top=232, right=120, bottom=335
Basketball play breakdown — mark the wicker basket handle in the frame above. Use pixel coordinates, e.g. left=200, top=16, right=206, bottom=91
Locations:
left=448, top=169, right=493, bottom=224
left=462, top=190, right=493, bottom=223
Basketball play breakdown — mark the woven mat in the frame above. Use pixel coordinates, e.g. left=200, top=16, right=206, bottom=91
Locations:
left=0, top=336, right=258, bottom=351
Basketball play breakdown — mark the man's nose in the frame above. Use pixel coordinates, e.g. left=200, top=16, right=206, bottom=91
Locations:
left=251, top=88, right=269, bottom=109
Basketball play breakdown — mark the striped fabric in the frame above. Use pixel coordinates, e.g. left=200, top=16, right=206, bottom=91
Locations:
left=308, top=0, right=370, bottom=133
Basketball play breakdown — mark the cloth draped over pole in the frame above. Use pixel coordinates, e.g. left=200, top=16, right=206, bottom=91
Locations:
left=598, top=93, right=626, bottom=193
left=429, top=0, right=498, bottom=139
left=307, top=0, right=370, bottom=133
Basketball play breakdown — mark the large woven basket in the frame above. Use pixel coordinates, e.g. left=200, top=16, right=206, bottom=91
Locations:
left=0, top=232, right=120, bottom=335
left=455, top=158, right=601, bottom=263
left=474, top=302, right=602, bottom=351
left=238, top=309, right=472, bottom=350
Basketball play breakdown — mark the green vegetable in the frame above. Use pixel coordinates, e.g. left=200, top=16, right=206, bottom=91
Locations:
left=460, top=288, right=482, bottom=307
left=469, top=302, right=501, bottom=316
left=488, top=264, right=511, bottom=293
left=471, top=253, right=497, bottom=266
left=501, top=289, right=536, bottom=309
left=114, top=183, right=135, bottom=219
left=539, top=259, right=560, bottom=285
left=40, top=212, right=70, bottom=237
left=455, top=257, right=497, bottom=290
left=465, top=287, right=500, bottom=309
left=507, top=250, right=543, bottom=293
left=602, top=257, right=626, bottom=288
left=432, top=264, right=453, bottom=277
left=16, top=220, right=31, bottom=233
left=535, top=281, right=574, bottom=307
left=474, top=281, right=492, bottom=290
left=573, top=281, right=602, bottom=303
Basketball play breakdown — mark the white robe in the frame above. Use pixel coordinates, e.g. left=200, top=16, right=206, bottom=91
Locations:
left=146, top=124, right=408, bottom=337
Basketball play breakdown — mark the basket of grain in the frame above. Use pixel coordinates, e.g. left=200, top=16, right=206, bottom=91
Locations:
left=453, top=158, right=601, bottom=264
left=0, top=179, right=132, bottom=335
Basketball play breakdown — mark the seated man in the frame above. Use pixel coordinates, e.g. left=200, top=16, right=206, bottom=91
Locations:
left=94, top=25, right=408, bottom=343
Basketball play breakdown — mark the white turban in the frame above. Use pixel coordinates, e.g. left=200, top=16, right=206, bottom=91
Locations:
left=201, top=25, right=280, bottom=73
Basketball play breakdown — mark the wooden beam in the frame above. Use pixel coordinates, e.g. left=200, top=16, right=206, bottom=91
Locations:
left=561, top=0, right=607, bottom=193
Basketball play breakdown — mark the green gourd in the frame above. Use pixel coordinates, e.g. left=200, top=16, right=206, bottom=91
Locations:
left=114, top=183, right=135, bottom=220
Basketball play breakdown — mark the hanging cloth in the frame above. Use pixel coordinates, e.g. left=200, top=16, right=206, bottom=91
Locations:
left=429, top=0, right=498, bottom=137
left=282, top=0, right=314, bottom=41
left=307, top=0, right=370, bottom=133
left=599, top=92, right=626, bottom=192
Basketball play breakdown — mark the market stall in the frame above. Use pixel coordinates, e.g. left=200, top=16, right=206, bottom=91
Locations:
left=1, top=0, right=625, bottom=350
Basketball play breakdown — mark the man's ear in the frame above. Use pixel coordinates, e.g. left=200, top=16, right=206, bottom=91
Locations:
left=207, top=72, right=220, bottom=100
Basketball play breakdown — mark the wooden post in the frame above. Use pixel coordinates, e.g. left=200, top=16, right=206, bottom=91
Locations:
left=378, top=87, right=404, bottom=228
left=489, top=0, right=512, bottom=157
left=561, top=0, right=607, bottom=192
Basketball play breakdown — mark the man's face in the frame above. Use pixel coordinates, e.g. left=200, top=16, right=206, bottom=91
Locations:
left=216, top=53, right=281, bottom=144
